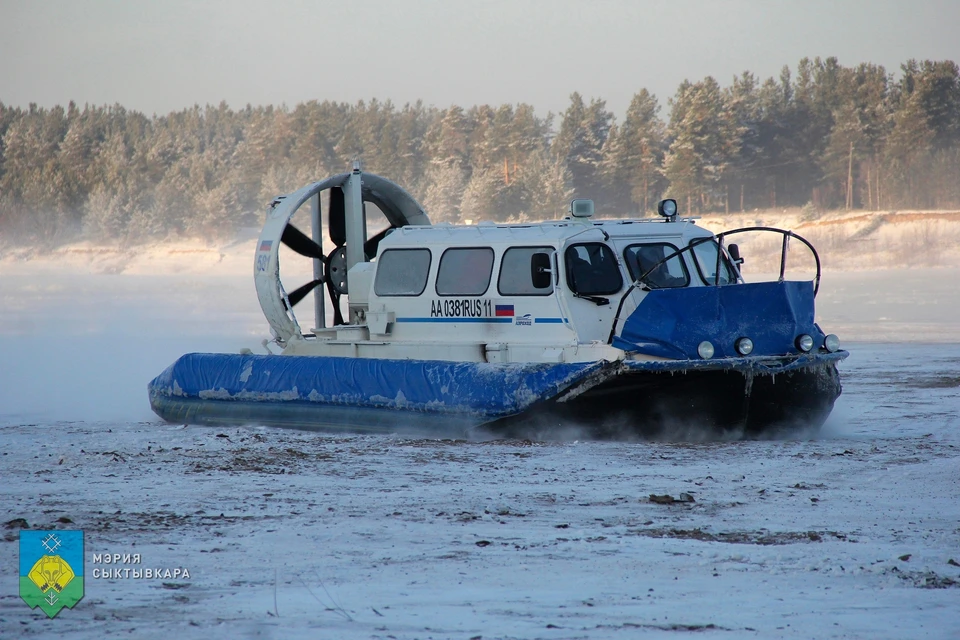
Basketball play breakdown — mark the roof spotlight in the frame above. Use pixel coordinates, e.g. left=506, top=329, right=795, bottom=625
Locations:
left=697, top=340, right=715, bottom=359
left=796, top=334, right=814, bottom=353
left=735, top=337, right=754, bottom=356
left=570, top=198, right=595, bottom=218
left=823, top=334, right=840, bottom=353
left=657, top=198, right=678, bottom=219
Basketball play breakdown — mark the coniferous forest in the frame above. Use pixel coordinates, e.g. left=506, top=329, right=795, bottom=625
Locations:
left=1, top=57, right=959, bottom=246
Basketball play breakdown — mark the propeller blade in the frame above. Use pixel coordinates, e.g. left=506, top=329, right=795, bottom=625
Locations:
left=281, top=224, right=324, bottom=259
left=364, top=227, right=392, bottom=260
left=329, top=187, right=346, bottom=247
left=286, top=279, right=324, bottom=308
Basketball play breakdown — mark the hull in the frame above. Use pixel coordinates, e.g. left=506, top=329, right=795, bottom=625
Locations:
left=499, top=356, right=843, bottom=439
left=148, top=351, right=846, bottom=439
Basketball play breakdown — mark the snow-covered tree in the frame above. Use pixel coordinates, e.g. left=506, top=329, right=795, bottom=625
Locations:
left=663, top=77, right=739, bottom=213
left=604, top=89, right=666, bottom=215
left=521, top=149, right=574, bottom=220
left=422, top=159, right=468, bottom=223
left=553, top=93, right=612, bottom=204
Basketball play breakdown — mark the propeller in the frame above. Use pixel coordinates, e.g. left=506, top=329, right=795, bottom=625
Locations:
left=325, top=247, right=346, bottom=326
left=364, top=227, right=391, bottom=260
left=286, top=278, right=324, bottom=308
left=281, top=223, right=324, bottom=259
left=275, top=185, right=397, bottom=326
left=275, top=189, right=351, bottom=324
left=328, top=187, right=346, bottom=247
left=278, top=222, right=327, bottom=311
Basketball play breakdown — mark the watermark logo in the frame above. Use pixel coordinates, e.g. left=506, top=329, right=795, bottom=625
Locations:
left=20, top=530, right=84, bottom=618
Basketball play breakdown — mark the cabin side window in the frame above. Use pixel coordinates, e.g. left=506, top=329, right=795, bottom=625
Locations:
left=498, top=246, right=555, bottom=296
left=690, top=240, right=736, bottom=286
left=564, top=243, right=623, bottom=296
left=435, top=247, right=495, bottom=296
left=374, top=248, right=432, bottom=296
left=623, top=243, right=690, bottom=288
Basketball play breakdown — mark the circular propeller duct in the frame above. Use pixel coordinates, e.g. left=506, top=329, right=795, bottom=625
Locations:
left=254, top=170, right=430, bottom=344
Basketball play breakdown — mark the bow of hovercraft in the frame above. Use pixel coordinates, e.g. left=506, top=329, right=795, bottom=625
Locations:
left=527, top=278, right=846, bottom=439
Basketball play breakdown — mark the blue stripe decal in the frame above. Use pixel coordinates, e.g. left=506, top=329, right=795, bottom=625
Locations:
left=396, top=317, right=513, bottom=324
left=534, top=318, right=568, bottom=324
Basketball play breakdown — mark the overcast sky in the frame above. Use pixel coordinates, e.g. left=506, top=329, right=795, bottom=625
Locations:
left=2, top=0, right=958, bottom=120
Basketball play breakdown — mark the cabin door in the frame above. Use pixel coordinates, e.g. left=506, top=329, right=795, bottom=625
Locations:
left=561, top=242, right=625, bottom=343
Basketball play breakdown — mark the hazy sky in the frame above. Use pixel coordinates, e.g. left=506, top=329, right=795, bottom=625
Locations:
left=2, top=0, right=958, bottom=120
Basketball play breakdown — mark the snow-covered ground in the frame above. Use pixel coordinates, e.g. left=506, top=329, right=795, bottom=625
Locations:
left=1, top=247, right=959, bottom=638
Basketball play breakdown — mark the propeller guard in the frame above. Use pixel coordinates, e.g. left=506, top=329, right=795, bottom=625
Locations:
left=255, top=171, right=430, bottom=343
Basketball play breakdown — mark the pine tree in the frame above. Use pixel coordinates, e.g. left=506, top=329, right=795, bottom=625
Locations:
left=903, top=60, right=960, bottom=150
left=430, top=106, right=471, bottom=167
left=598, top=122, right=629, bottom=213
left=521, top=148, right=574, bottom=220
left=722, top=73, right=760, bottom=212
left=884, top=89, right=934, bottom=207
left=610, top=89, right=666, bottom=215
left=394, top=101, right=435, bottom=199
left=422, top=159, right=468, bottom=223
left=663, top=77, right=737, bottom=213
left=553, top=93, right=613, bottom=204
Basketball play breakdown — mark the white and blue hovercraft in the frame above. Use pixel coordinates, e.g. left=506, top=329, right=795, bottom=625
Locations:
left=148, top=166, right=847, bottom=438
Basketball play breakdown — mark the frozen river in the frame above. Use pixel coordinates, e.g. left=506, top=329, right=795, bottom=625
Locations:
left=1, top=268, right=958, bottom=638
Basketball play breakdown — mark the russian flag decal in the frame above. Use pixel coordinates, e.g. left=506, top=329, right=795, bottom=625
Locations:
left=495, top=304, right=514, bottom=317
left=259, top=240, right=273, bottom=252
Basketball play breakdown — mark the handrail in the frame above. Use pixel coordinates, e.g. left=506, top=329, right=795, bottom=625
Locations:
left=714, top=226, right=821, bottom=295
left=606, top=226, right=822, bottom=345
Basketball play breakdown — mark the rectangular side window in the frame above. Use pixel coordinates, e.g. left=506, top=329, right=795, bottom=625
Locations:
left=623, top=243, right=690, bottom=288
left=374, top=248, right=432, bottom=296
left=436, top=247, right=494, bottom=296
left=498, top=246, right=555, bottom=295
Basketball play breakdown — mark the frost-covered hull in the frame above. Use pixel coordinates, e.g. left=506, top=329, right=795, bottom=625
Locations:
left=148, top=353, right=604, bottom=435
left=148, top=352, right=845, bottom=438
left=500, top=354, right=845, bottom=439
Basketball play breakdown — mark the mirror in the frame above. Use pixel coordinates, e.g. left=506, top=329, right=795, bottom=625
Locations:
left=728, top=243, right=744, bottom=265
left=530, top=252, right=552, bottom=289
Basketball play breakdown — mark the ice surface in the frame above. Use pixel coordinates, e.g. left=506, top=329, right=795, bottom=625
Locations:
left=1, top=255, right=959, bottom=638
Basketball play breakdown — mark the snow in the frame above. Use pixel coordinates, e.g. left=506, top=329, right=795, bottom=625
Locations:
left=2, top=245, right=960, bottom=638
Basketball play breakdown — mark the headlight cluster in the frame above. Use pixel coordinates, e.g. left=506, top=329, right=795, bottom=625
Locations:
left=796, top=333, right=841, bottom=353
left=695, top=333, right=840, bottom=359
left=698, top=337, right=753, bottom=358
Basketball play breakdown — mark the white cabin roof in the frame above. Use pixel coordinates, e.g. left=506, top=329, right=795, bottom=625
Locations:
left=379, top=217, right=713, bottom=250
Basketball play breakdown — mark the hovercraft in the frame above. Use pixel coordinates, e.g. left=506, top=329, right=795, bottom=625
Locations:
left=148, top=166, right=847, bottom=438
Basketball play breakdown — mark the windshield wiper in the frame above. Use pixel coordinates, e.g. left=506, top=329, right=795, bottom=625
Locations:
left=574, top=293, right=610, bottom=306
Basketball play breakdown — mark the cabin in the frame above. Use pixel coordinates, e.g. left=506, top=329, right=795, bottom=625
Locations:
left=283, top=204, right=741, bottom=364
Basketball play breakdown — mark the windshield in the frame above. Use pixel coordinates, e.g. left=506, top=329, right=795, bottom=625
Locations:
left=623, top=243, right=689, bottom=288
left=690, top=239, right=737, bottom=286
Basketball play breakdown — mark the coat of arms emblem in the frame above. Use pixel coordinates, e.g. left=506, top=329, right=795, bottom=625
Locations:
left=20, top=530, right=84, bottom=618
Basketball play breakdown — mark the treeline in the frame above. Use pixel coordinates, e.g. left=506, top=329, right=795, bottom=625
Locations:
left=1, top=57, right=959, bottom=246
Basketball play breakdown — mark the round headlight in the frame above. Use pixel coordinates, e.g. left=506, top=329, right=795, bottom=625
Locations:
left=823, top=334, right=840, bottom=353
left=697, top=340, right=715, bottom=359
left=658, top=198, right=678, bottom=218
left=796, top=334, right=814, bottom=352
left=735, top=337, right=754, bottom=356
